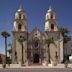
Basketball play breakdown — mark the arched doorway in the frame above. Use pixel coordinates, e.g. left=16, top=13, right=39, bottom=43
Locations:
left=33, top=54, right=39, bottom=63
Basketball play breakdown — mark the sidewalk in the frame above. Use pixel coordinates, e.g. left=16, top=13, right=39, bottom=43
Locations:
left=0, top=64, right=72, bottom=68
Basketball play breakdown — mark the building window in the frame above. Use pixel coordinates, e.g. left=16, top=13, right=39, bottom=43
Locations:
left=51, top=14, right=53, bottom=19
left=34, top=40, right=39, bottom=48
left=15, top=51, right=17, bottom=56
left=32, top=38, right=39, bottom=48
left=55, top=51, right=58, bottom=59
left=51, top=24, right=54, bottom=30
left=19, top=14, right=21, bottom=19
left=18, top=24, right=21, bottom=31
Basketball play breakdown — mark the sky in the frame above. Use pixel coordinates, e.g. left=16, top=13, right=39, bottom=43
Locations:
left=0, top=0, right=72, bottom=54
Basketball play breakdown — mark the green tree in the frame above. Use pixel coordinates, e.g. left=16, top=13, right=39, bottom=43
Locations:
left=18, top=35, right=26, bottom=65
left=60, top=28, right=71, bottom=43
left=1, top=31, right=10, bottom=67
left=59, top=28, right=69, bottom=37
left=46, top=38, right=57, bottom=63
left=60, top=27, right=71, bottom=62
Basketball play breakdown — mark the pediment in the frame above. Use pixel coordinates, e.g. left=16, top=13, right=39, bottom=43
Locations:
left=28, top=27, right=45, bottom=42
left=30, top=27, right=42, bottom=37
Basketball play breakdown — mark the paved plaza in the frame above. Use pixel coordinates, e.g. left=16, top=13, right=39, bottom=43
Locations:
left=0, top=68, right=72, bottom=72
left=0, top=64, right=72, bottom=72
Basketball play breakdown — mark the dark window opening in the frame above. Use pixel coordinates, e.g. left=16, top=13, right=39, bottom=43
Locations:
left=56, top=52, right=57, bottom=57
left=18, top=24, right=21, bottom=31
left=15, top=51, right=17, bottom=55
left=55, top=51, right=58, bottom=59
left=51, top=24, right=54, bottom=30
left=19, top=14, right=21, bottom=19
left=51, top=14, right=53, bottom=19
left=34, top=40, right=38, bottom=48
left=0, top=56, right=2, bottom=63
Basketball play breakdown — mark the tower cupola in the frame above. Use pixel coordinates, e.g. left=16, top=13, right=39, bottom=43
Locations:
left=45, top=6, right=58, bottom=31
left=13, top=5, right=27, bottom=32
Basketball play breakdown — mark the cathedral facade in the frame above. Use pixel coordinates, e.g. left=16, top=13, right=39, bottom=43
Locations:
left=12, top=6, right=63, bottom=66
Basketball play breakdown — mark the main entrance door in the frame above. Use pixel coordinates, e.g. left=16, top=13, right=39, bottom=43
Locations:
left=33, top=54, right=39, bottom=63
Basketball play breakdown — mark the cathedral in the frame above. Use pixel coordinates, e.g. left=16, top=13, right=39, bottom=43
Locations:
left=12, top=6, right=63, bottom=66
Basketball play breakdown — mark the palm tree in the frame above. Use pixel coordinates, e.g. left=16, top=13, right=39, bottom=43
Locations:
left=46, top=38, right=57, bottom=64
left=59, top=28, right=69, bottom=37
left=18, top=35, right=26, bottom=65
left=1, top=31, right=10, bottom=66
left=60, top=27, right=71, bottom=62
left=60, top=27, right=71, bottom=43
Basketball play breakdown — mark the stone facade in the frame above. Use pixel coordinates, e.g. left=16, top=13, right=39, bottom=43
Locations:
left=12, top=6, right=63, bottom=66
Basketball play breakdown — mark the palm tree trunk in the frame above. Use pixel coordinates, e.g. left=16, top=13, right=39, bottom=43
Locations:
left=48, top=44, right=50, bottom=63
left=5, top=37, right=7, bottom=65
left=22, top=42, right=24, bottom=65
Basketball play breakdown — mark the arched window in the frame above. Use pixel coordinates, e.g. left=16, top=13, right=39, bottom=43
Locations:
left=19, top=14, right=21, bottom=19
left=18, top=24, right=21, bottom=31
left=55, top=51, right=58, bottom=59
left=34, top=40, right=38, bottom=48
left=51, top=24, right=54, bottom=30
left=51, top=14, right=53, bottom=19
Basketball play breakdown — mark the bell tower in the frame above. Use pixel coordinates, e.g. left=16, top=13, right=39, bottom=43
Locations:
left=12, top=6, right=28, bottom=65
left=45, top=6, right=58, bottom=31
left=13, top=6, right=27, bottom=32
